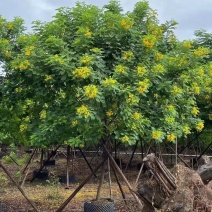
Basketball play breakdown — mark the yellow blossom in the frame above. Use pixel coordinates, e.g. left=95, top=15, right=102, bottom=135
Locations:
left=80, top=55, right=93, bottom=64
left=91, top=48, right=102, bottom=54
left=54, top=54, right=64, bottom=64
left=123, top=51, right=133, bottom=60
left=209, top=70, right=212, bottom=76
left=84, top=84, right=98, bottom=98
left=167, top=134, right=176, bottom=142
left=115, top=64, right=127, bottom=73
left=196, top=121, right=204, bottom=131
left=165, top=117, right=175, bottom=125
left=152, top=130, right=163, bottom=140
left=7, top=23, right=13, bottom=30
left=191, top=107, right=199, bottom=115
left=143, top=35, right=157, bottom=49
left=155, top=52, right=164, bottom=61
left=132, top=112, right=141, bottom=120
left=103, top=78, right=117, bottom=87
left=183, top=125, right=191, bottom=135
left=4, top=51, right=11, bottom=58
left=191, top=83, right=200, bottom=95
left=25, top=50, right=31, bottom=56
left=172, top=85, right=182, bottom=95
left=138, top=80, right=149, bottom=94
left=194, top=47, right=209, bottom=57
left=15, top=87, right=22, bottom=93
left=152, top=64, right=165, bottom=74
left=137, top=66, right=147, bottom=77
left=73, top=67, right=91, bottom=79
left=106, top=110, right=113, bottom=117
left=182, top=41, right=192, bottom=48
left=121, top=135, right=130, bottom=143
left=45, top=75, right=53, bottom=81
left=126, top=94, right=138, bottom=105
left=19, top=60, right=30, bottom=70
left=40, top=110, right=47, bottom=119
left=72, top=120, right=78, bottom=126
left=121, top=18, right=134, bottom=30
left=20, top=124, right=27, bottom=132
left=77, top=105, right=90, bottom=118
left=85, top=31, right=91, bottom=36
left=131, top=123, right=137, bottom=130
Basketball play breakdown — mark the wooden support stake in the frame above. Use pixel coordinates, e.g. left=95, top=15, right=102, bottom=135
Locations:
left=56, top=157, right=108, bottom=212
left=0, top=162, right=39, bottom=212
left=78, top=147, right=97, bottom=178
left=102, top=143, right=143, bottom=209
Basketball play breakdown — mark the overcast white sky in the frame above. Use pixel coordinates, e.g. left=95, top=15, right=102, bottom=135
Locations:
left=0, top=0, right=212, bottom=40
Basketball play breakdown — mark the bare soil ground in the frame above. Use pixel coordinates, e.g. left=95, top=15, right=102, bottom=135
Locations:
left=0, top=152, right=140, bottom=212
left=0, top=151, right=212, bottom=212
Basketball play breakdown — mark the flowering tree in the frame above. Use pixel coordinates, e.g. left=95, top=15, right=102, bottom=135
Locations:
left=0, top=1, right=209, bottom=149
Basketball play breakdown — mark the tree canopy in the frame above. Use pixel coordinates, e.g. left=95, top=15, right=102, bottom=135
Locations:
left=0, top=1, right=211, bottom=148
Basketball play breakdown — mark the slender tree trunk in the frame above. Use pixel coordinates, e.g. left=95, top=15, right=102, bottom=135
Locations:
left=96, top=161, right=106, bottom=200
left=66, top=145, right=70, bottom=189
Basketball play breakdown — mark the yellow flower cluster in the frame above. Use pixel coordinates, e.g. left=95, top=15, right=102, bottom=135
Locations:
left=182, top=41, right=192, bottom=48
left=194, top=47, right=209, bottom=57
left=4, top=51, right=11, bottom=58
left=115, top=64, right=127, bottom=73
left=137, top=66, right=147, bottom=77
left=152, top=64, right=165, bottom=74
left=19, top=60, right=30, bottom=70
left=195, top=121, right=204, bottom=131
left=7, top=23, right=14, bottom=30
left=103, top=77, right=117, bottom=87
left=84, top=84, right=98, bottom=99
left=152, top=130, right=163, bottom=140
left=191, top=83, right=200, bottom=95
left=45, top=75, right=53, bottom=81
left=183, top=125, right=191, bottom=135
left=54, top=54, right=64, bottom=64
left=155, top=52, right=164, bottom=61
left=121, top=18, right=134, bottom=30
left=209, top=70, right=212, bottom=76
left=91, top=48, right=102, bottom=54
left=123, top=51, right=133, bottom=60
left=106, top=110, right=113, bottom=117
left=15, top=87, right=22, bottom=93
left=165, top=116, right=175, bottom=125
left=25, top=46, right=34, bottom=56
left=138, top=79, right=149, bottom=94
left=191, top=107, right=199, bottom=115
left=40, top=110, right=47, bottom=119
left=85, top=30, right=91, bottom=36
left=77, top=105, right=90, bottom=118
left=80, top=55, right=93, bottom=64
left=121, top=135, right=130, bottom=143
left=196, top=68, right=204, bottom=77
left=132, top=112, right=140, bottom=120
left=167, top=134, right=176, bottom=142
left=20, top=124, right=27, bottom=132
left=126, top=94, right=138, bottom=105
left=72, top=67, right=91, bottom=79
left=172, top=85, right=182, bottom=95
left=143, top=35, right=157, bottom=49
left=72, top=120, right=78, bottom=126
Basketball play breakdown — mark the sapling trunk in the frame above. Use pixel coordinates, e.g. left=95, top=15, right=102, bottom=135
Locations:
left=66, top=145, right=71, bottom=189
left=96, top=161, right=105, bottom=200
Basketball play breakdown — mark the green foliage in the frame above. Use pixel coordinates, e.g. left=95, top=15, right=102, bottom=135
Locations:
left=0, top=1, right=211, bottom=148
